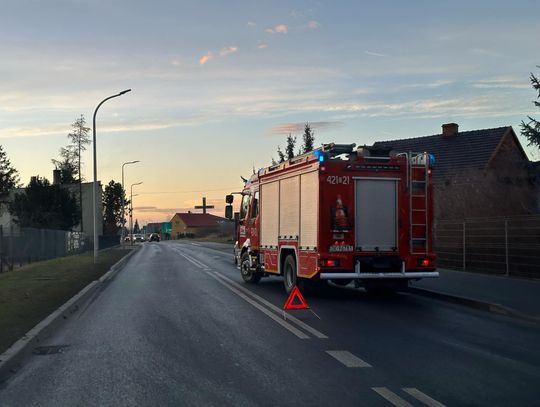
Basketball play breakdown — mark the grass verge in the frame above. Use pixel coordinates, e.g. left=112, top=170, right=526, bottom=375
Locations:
left=0, top=248, right=130, bottom=354
left=189, top=234, right=235, bottom=244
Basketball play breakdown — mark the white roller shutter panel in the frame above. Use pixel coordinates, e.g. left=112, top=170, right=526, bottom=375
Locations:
left=260, top=181, right=279, bottom=247
left=300, top=171, right=318, bottom=248
left=279, top=176, right=300, bottom=238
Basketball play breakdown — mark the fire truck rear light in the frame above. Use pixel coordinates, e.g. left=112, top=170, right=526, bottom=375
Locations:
left=419, top=259, right=431, bottom=267
left=320, top=259, right=340, bottom=267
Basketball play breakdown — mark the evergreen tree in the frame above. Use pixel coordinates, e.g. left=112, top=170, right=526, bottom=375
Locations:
left=521, top=66, right=540, bottom=150
left=277, top=146, right=285, bottom=163
left=9, top=176, right=81, bottom=230
left=52, top=115, right=91, bottom=183
left=285, top=134, right=296, bottom=159
left=0, top=145, right=20, bottom=195
left=68, top=115, right=91, bottom=182
left=301, top=122, right=315, bottom=153
left=134, top=219, right=140, bottom=234
left=102, top=180, right=128, bottom=236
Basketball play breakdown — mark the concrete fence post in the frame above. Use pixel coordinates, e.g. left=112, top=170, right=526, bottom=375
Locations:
left=505, top=220, right=509, bottom=276
left=462, top=221, right=466, bottom=272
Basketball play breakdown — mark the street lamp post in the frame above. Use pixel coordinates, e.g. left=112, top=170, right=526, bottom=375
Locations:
left=121, top=160, right=140, bottom=245
left=130, top=182, right=143, bottom=244
left=93, top=89, right=131, bottom=264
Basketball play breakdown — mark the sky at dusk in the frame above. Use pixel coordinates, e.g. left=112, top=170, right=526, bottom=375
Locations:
left=1, top=0, right=539, bottom=224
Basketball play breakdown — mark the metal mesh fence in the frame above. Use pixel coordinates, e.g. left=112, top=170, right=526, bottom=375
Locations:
left=0, top=226, right=86, bottom=272
left=435, top=215, right=540, bottom=279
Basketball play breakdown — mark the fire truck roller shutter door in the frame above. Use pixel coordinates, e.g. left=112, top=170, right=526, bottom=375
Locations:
left=261, top=181, right=279, bottom=247
left=300, top=171, right=319, bottom=249
left=355, top=178, right=398, bottom=252
left=279, top=176, right=300, bottom=238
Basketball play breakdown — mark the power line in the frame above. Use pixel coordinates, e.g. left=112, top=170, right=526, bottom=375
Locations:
left=137, top=187, right=237, bottom=195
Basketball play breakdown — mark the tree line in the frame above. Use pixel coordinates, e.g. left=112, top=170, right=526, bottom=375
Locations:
left=1, top=114, right=129, bottom=236
left=272, top=123, right=315, bottom=164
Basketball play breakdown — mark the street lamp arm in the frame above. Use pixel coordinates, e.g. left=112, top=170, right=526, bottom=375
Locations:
left=93, top=90, right=132, bottom=133
left=92, top=89, right=132, bottom=264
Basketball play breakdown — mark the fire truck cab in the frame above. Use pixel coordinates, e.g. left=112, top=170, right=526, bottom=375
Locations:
left=225, top=143, right=438, bottom=293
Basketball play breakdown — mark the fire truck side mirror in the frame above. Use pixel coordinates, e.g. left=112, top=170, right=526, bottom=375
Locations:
left=225, top=205, right=233, bottom=219
left=225, top=194, right=234, bottom=204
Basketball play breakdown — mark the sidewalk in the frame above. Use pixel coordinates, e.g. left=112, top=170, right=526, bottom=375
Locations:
left=410, top=268, right=540, bottom=320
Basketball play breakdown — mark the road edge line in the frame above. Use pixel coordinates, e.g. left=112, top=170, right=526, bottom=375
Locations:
left=408, top=286, right=540, bottom=325
left=0, top=247, right=139, bottom=384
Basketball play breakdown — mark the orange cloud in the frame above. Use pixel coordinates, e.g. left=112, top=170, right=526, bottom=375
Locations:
left=308, top=20, right=320, bottom=29
left=266, top=24, right=288, bottom=34
left=199, top=53, right=213, bottom=65
left=258, top=42, right=268, bottom=49
left=275, top=24, right=288, bottom=33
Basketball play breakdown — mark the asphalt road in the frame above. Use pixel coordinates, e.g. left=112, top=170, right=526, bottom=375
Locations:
left=1, top=241, right=539, bottom=406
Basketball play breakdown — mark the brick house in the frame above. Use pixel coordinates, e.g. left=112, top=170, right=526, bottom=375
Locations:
left=170, top=212, right=229, bottom=238
left=374, top=123, right=537, bottom=219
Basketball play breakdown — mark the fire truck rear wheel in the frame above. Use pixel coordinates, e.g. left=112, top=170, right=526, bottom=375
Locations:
left=240, top=252, right=261, bottom=284
left=283, top=255, right=297, bottom=294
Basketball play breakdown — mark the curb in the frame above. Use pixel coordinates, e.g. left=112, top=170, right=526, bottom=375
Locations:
left=408, top=286, right=540, bottom=325
left=0, top=247, right=140, bottom=383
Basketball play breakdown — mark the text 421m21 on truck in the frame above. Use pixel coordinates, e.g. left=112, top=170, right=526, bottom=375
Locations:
left=224, top=143, right=439, bottom=294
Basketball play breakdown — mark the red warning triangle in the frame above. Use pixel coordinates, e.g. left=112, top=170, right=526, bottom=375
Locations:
left=283, top=286, right=310, bottom=310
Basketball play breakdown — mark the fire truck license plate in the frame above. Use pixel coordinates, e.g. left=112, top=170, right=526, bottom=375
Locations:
left=329, top=245, right=354, bottom=252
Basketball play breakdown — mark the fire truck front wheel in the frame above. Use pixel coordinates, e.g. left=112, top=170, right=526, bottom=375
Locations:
left=283, top=255, right=297, bottom=294
left=240, top=252, right=262, bottom=284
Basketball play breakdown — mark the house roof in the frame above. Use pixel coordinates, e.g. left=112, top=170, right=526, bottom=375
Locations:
left=373, top=126, right=518, bottom=182
left=173, top=213, right=225, bottom=227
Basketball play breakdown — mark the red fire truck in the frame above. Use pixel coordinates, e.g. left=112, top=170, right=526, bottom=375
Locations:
left=224, top=143, right=438, bottom=293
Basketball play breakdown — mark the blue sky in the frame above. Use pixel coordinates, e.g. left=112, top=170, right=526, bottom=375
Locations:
left=1, top=0, right=539, bottom=223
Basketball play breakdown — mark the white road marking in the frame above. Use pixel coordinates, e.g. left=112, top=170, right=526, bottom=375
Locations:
left=175, top=250, right=212, bottom=271
left=207, top=272, right=310, bottom=339
left=402, top=388, right=446, bottom=407
left=190, top=242, right=201, bottom=246
left=177, top=252, right=211, bottom=270
left=325, top=350, right=372, bottom=368
left=372, top=388, right=414, bottom=407
left=213, top=272, right=328, bottom=339
left=175, top=245, right=327, bottom=339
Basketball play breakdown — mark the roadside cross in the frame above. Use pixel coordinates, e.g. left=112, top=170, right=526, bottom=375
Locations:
left=194, top=196, right=215, bottom=214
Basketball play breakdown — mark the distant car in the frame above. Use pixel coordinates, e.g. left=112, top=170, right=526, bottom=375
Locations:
left=148, top=233, right=161, bottom=242
left=123, top=236, right=131, bottom=243
left=132, top=234, right=145, bottom=243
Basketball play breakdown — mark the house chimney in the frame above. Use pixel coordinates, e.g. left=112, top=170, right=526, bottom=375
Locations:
left=442, top=123, right=459, bottom=137
left=53, top=169, right=62, bottom=185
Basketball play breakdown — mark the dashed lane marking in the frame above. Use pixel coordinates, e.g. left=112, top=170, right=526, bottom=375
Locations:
left=402, top=388, right=446, bottom=407
left=212, top=272, right=328, bottom=339
left=325, top=350, right=372, bottom=368
left=372, top=388, right=414, bottom=407
left=206, top=272, right=310, bottom=339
